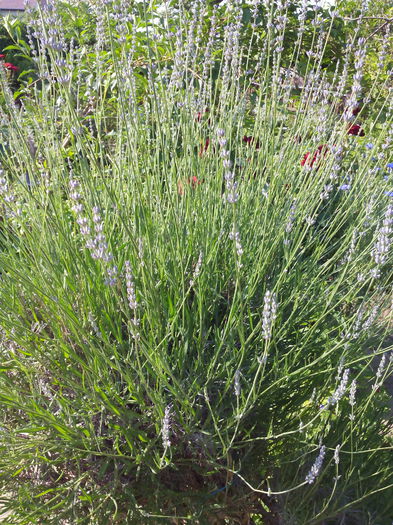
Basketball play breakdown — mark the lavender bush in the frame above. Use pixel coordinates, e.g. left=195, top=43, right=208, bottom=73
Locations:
left=0, top=1, right=393, bottom=523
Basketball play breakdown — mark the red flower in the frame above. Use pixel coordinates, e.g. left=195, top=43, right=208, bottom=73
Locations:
left=199, top=137, right=213, bottom=156
left=347, top=124, right=365, bottom=136
left=2, top=62, right=19, bottom=72
left=195, top=108, right=210, bottom=123
left=177, top=176, right=203, bottom=195
left=242, top=135, right=260, bottom=149
left=188, top=176, right=202, bottom=188
left=0, top=54, right=5, bottom=59
left=301, top=144, right=329, bottom=168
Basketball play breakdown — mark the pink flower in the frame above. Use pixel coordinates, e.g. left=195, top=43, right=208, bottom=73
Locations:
left=2, top=62, right=19, bottom=72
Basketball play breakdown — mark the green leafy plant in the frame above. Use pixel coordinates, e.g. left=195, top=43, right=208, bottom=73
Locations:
left=1, top=1, right=392, bottom=524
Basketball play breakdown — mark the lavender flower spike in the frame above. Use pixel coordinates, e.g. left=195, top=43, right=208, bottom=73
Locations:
left=334, top=444, right=341, bottom=465
left=374, top=354, right=387, bottom=388
left=190, top=251, right=203, bottom=287
left=349, top=379, right=357, bottom=406
left=125, top=261, right=137, bottom=310
left=322, top=368, right=350, bottom=409
left=372, top=204, right=392, bottom=265
left=162, top=405, right=171, bottom=449
left=305, top=445, right=326, bottom=484
left=262, top=290, right=278, bottom=340
left=234, top=369, right=241, bottom=397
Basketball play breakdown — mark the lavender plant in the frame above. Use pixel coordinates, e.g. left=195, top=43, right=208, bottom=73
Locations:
left=0, top=1, right=393, bottom=524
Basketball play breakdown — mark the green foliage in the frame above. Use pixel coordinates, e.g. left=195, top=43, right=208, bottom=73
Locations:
left=0, top=16, right=33, bottom=76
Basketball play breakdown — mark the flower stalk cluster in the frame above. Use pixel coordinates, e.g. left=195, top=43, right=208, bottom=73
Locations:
left=344, top=38, right=367, bottom=122
left=69, top=179, right=117, bottom=286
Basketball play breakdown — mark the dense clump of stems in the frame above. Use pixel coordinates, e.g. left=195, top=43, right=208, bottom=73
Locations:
left=0, top=1, right=392, bottom=523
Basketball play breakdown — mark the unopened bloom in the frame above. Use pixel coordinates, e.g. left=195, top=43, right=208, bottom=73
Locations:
left=374, top=354, right=387, bottom=387
left=229, top=229, right=243, bottom=258
left=285, top=201, right=296, bottom=234
left=334, top=444, right=341, bottom=465
left=138, top=238, right=145, bottom=267
left=190, top=251, right=203, bottom=287
left=372, top=204, right=392, bottom=265
left=125, top=261, right=137, bottom=310
left=349, top=379, right=357, bottom=406
left=362, top=305, right=379, bottom=332
left=234, top=369, right=241, bottom=397
left=262, top=290, right=278, bottom=340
